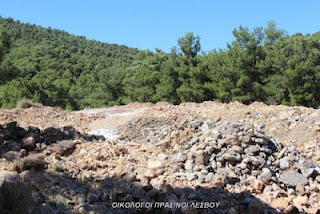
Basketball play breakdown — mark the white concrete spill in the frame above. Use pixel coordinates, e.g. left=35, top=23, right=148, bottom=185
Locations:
left=88, top=129, right=118, bottom=140
left=109, top=109, right=145, bottom=116
left=83, top=108, right=146, bottom=116
left=82, top=108, right=109, bottom=114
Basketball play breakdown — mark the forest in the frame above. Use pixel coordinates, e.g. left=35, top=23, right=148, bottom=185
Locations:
left=0, top=17, right=319, bottom=110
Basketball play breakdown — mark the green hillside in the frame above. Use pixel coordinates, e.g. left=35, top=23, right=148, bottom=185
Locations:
left=0, top=17, right=319, bottom=109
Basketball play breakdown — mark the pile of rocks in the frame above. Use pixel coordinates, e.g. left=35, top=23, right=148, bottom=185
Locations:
left=0, top=121, right=104, bottom=162
left=26, top=116, right=318, bottom=213
left=1, top=108, right=320, bottom=213
left=114, top=116, right=320, bottom=213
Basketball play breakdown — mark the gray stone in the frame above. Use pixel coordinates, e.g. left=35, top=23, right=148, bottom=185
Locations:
left=150, top=178, right=165, bottom=189
left=254, top=138, right=268, bottom=145
left=205, top=172, right=214, bottom=183
left=190, top=120, right=201, bottom=129
left=211, top=173, right=227, bottom=187
left=201, top=120, right=214, bottom=132
left=298, top=159, right=318, bottom=178
left=222, top=152, right=241, bottom=162
left=185, top=159, right=193, bottom=172
left=194, top=172, right=205, bottom=183
left=194, top=151, right=209, bottom=165
left=279, top=171, right=308, bottom=187
left=211, top=130, right=222, bottom=139
left=279, top=156, right=290, bottom=169
left=0, top=170, right=19, bottom=185
left=259, top=168, right=272, bottom=184
left=87, top=192, right=99, bottom=204
left=186, top=172, right=197, bottom=181
left=245, top=145, right=260, bottom=154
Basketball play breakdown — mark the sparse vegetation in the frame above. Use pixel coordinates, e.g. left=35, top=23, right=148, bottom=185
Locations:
left=16, top=97, right=42, bottom=109
left=13, top=154, right=47, bottom=172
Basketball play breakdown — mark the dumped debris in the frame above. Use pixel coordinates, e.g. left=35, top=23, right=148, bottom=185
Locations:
left=0, top=102, right=320, bottom=213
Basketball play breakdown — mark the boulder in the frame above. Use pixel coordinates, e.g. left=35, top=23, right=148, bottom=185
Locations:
left=279, top=171, right=308, bottom=187
left=21, top=136, right=36, bottom=151
left=0, top=170, right=19, bottom=186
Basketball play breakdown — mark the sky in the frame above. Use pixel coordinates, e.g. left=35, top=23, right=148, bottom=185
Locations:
left=0, top=0, right=319, bottom=52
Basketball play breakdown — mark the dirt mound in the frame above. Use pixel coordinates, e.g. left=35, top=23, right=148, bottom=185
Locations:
left=1, top=102, right=320, bottom=213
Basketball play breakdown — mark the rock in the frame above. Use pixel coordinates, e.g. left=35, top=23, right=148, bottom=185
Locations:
left=222, top=152, right=241, bottom=162
left=0, top=170, right=19, bottom=185
left=224, top=135, right=239, bottom=146
left=279, top=157, right=290, bottom=169
left=284, top=205, right=299, bottom=214
left=201, top=119, right=213, bottom=132
left=230, top=145, right=243, bottom=153
left=136, top=167, right=155, bottom=179
left=194, top=151, right=209, bottom=165
left=298, top=159, right=318, bottom=178
left=254, top=138, right=268, bottom=145
left=19, top=149, right=27, bottom=158
left=87, top=192, right=99, bottom=204
left=277, top=147, right=288, bottom=159
left=2, top=140, right=20, bottom=152
left=245, top=145, right=260, bottom=154
left=211, top=130, right=222, bottom=139
left=279, top=171, right=308, bottom=187
left=147, top=160, right=163, bottom=170
left=205, top=172, right=213, bottom=183
left=0, top=134, right=4, bottom=144
left=150, top=178, right=165, bottom=189
left=185, top=159, right=193, bottom=172
left=194, top=171, right=205, bottom=183
left=253, top=179, right=264, bottom=192
left=53, top=160, right=64, bottom=172
left=47, top=140, right=76, bottom=156
left=310, top=184, right=318, bottom=192
left=287, top=188, right=296, bottom=196
left=211, top=173, right=227, bottom=187
left=271, top=197, right=290, bottom=210
left=292, top=195, right=308, bottom=209
left=186, top=172, right=197, bottom=181
left=259, top=168, right=272, bottom=184
left=79, top=149, right=88, bottom=155
left=295, top=183, right=305, bottom=195
left=190, top=120, right=201, bottom=129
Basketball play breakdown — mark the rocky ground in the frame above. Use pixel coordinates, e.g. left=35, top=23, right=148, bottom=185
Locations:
left=0, top=101, right=320, bottom=214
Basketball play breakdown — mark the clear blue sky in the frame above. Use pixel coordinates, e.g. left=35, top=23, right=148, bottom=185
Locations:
left=0, top=0, right=319, bottom=52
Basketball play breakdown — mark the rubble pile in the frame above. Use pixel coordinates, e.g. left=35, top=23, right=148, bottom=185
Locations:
left=0, top=103, right=320, bottom=213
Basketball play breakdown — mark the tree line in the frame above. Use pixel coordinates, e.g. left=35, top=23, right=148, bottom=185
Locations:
left=0, top=17, right=319, bottom=109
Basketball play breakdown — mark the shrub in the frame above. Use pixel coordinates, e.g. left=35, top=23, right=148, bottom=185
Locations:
left=14, top=154, right=47, bottom=172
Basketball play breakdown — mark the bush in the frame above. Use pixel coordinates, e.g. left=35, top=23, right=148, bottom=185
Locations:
left=13, top=154, right=47, bottom=172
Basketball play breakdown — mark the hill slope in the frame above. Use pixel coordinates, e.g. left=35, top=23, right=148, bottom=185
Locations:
left=0, top=17, right=319, bottom=110
left=0, top=17, right=140, bottom=109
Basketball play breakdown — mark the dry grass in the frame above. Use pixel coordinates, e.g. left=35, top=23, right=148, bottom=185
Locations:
left=16, top=98, right=42, bottom=109
left=12, top=154, right=47, bottom=172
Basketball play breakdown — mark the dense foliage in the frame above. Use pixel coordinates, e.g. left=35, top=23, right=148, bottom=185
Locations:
left=0, top=17, right=319, bottom=109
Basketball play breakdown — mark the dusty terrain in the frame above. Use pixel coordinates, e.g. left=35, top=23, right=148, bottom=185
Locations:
left=0, top=101, right=320, bottom=213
